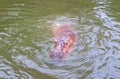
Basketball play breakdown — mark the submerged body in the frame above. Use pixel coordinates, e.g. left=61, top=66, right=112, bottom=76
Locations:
left=49, top=24, right=76, bottom=60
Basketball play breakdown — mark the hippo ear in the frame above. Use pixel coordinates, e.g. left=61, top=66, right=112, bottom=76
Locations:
left=68, top=39, right=74, bottom=46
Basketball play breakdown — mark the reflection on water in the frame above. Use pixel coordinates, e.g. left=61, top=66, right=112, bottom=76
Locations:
left=0, top=0, right=120, bottom=79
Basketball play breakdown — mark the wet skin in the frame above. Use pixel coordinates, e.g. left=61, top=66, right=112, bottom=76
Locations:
left=49, top=24, right=76, bottom=60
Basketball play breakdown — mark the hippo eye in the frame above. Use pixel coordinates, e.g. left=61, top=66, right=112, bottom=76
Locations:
left=63, top=41, right=68, bottom=45
left=54, top=41, right=57, bottom=44
left=54, top=41, right=58, bottom=45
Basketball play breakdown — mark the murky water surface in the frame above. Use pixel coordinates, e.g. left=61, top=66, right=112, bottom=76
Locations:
left=0, top=0, right=120, bottom=79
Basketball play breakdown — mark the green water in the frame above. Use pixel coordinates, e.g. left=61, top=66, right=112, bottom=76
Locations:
left=0, top=0, right=120, bottom=79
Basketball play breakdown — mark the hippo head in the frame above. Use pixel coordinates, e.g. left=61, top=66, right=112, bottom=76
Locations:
left=48, top=24, right=76, bottom=60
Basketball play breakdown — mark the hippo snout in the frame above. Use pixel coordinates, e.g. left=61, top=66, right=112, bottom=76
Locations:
left=49, top=49, right=65, bottom=59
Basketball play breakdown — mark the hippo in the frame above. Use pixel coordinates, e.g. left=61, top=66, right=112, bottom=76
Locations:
left=49, top=24, right=76, bottom=60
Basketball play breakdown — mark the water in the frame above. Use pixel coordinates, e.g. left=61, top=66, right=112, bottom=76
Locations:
left=0, top=0, right=120, bottom=79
